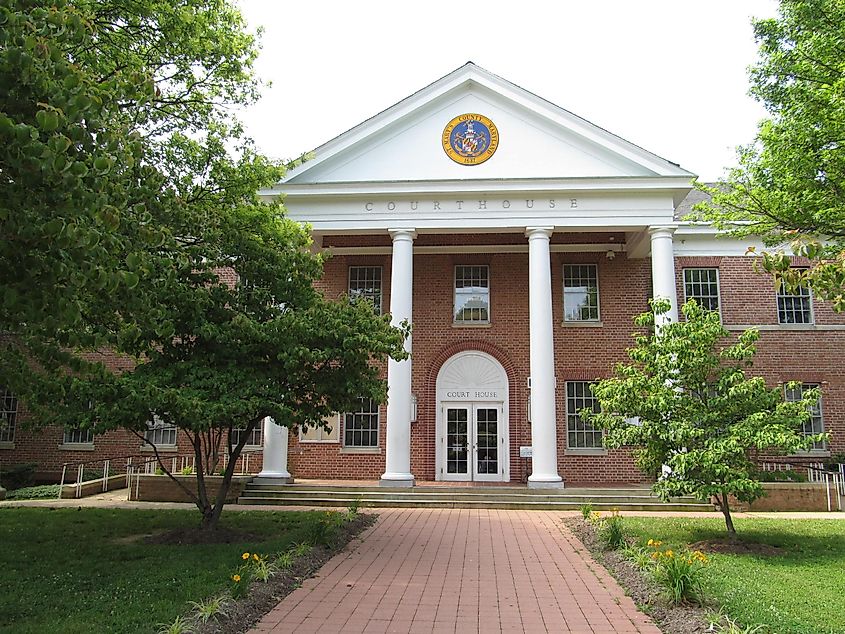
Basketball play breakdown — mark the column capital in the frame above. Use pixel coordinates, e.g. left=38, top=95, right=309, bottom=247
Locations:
left=388, top=228, right=417, bottom=242
left=648, top=225, right=677, bottom=238
left=525, top=226, right=554, bottom=239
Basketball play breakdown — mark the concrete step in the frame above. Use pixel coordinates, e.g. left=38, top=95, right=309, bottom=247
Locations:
left=243, top=483, right=658, bottom=495
left=236, top=495, right=712, bottom=512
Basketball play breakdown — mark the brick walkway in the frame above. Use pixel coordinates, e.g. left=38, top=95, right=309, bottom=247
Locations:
left=251, top=508, right=660, bottom=633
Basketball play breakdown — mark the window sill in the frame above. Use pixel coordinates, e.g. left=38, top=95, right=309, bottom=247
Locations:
left=562, top=320, right=603, bottom=328
left=452, top=322, right=492, bottom=328
left=339, top=447, right=381, bottom=455
left=0, top=442, right=15, bottom=450
left=141, top=445, right=178, bottom=453
left=564, top=449, right=608, bottom=456
left=59, top=443, right=95, bottom=451
left=299, top=440, right=340, bottom=445
left=787, top=449, right=830, bottom=458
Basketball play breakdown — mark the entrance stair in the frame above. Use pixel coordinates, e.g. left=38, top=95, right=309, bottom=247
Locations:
left=237, top=481, right=712, bottom=512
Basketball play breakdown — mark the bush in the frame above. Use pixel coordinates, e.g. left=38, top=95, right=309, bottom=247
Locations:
left=649, top=545, right=708, bottom=604
left=0, top=462, right=37, bottom=489
left=597, top=511, right=625, bottom=550
left=6, top=484, right=60, bottom=500
left=305, top=511, right=343, bottom=547
left=580, top=503, right=593, bottom=520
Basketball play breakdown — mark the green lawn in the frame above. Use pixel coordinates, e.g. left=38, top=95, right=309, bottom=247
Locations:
left=623, top=517, right=845, bottom=634
left=0, top=507, right=335, bottom=633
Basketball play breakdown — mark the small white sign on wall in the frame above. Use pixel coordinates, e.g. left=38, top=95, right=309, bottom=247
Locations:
left=519, top=446, right=533, bottom=458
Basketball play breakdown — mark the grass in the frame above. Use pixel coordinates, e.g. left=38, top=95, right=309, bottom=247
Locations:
left=622, top=517, right=845, bottom=634
left=0, top=507, right=342, bottom=634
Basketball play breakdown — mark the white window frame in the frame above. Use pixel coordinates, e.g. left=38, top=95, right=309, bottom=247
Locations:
left=776, top=272, right=814, bottom=325
left=565, top=381, right=603, bottom=450
left=683, top=267, right=721, bottom=316
left=0, top=387, right=17, bottom=445
left=563, top=264, right=601, bottom=322
left=453, top=264, right=491, bottom=324
left=144, top=415, right=177, bottom=448
left=784, top=383, right=826, bottom=451
left=232, top=424, right=263, bottom=448
left=299, top=413, right=340, bottom=443
left=343, top=398, right=380, bottom=449
left=62, top=427, right=94, bottom=446
left=348, top=266, right=383, bottom=313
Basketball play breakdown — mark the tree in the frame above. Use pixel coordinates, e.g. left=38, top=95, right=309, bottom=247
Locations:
left=24, top=200, right=407, bottom=529
left=693, top=0, right=845, bottom=309
left=584, top=300, right=824, bottom=535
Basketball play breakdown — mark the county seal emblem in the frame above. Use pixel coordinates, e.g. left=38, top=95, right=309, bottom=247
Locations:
left=442, top=114, right=499, bottom=165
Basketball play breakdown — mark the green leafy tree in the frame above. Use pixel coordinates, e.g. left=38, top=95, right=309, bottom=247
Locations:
left=693, top=0, right=845, bottom=309
left=25, top=206, right=407, bottom=529
left=584, top=300, right=825, bottom=536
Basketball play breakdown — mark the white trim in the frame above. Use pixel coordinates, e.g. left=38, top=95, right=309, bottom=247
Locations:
left=725, top=324, right=845, bottom=331
left=326, top=243, right=626, bottom=256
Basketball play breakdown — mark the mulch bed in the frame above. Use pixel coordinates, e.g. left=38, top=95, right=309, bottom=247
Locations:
left=563, top=518, right=714, bottom=634
left=690, top=539, right=782, bottom=556
left=193, top=512, right=377, bottom=634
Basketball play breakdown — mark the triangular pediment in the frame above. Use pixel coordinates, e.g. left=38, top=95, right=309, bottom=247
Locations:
left=283, top=63, right=692, bottom=185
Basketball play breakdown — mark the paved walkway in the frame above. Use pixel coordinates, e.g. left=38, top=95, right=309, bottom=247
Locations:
left=250, top=508, right=661, bottom=634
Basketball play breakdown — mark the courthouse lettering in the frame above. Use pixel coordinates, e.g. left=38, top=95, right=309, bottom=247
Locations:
left=363, top=199, right=578, bottom=213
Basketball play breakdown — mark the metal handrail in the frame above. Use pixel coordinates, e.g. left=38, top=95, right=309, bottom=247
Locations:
left=759, top=460, right=844, bottom=511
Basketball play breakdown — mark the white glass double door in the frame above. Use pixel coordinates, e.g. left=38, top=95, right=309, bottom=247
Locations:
left=442, top=403, right=504, bottom=482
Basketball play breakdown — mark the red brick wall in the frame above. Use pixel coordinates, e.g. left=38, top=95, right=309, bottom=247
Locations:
left=4, top=242, right=843, bottom=485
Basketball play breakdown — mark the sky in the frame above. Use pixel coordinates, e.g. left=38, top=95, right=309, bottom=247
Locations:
left=237, top=0, right=779, bottom=182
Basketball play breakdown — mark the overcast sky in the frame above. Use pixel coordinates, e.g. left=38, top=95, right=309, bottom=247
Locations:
left=237, top=0, right=779, bottom=182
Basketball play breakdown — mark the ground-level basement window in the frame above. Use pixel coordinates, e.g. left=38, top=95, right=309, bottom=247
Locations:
left=785, top=383, right=826, bottom=451
left=565, top=381, right=602, bottom=449
left=344, top=398, right=379, bottom=448
left=0, top=387, right=16, bottom=444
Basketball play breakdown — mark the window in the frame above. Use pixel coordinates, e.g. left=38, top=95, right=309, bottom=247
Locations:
left=683, top=268, right=720, bottom=312
left=777, top=274, right=813, bottom=324
left=344, top=398, right=379, bottom=448
left=349, top=266, right=382, bottom=313
left=785, top=383, right=826, bottom=451
left=233, top=424, right=262, bottom=447
left=563, top=265, right=600, bottom=322
left=566, top=381, right=602, bottom=449
left=63, top=427, right=94, bottom=445
left=144, top=416, right=177, bottom=447
left=0, top=387, right=16, bottom=444
left=300, top=413, right=340, bottom=443
left=454, top=265, right=490, bottom=323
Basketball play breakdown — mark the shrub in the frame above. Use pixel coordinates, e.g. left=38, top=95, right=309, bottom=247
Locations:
left=0, top=462, right=37, bottom=489
left=6, top=484, right=60, bottom=500
left=580, top=503, right=593, bottom=520
left=189, top=594, right=229, bottom=624
left=305, top=511, right=343, bottom=547
left=597, top=511, right=625, bottom=550
left=650, top=546, right=708, bottom=604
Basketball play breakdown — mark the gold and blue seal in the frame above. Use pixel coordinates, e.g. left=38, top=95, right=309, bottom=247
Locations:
left=442, top=113, right=499, bottom=165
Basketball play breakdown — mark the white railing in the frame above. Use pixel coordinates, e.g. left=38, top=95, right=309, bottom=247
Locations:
left=760, top=461, right=843, bottom=512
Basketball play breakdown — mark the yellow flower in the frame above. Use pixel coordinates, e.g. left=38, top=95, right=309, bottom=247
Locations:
left=665, top=549, right=674, bottom=558
left=253, top=553, right=260, bottom=561
left=651, top=552, right=660, bottom=560
left=242, top=552, right=250, bottom=560
left=232, top=574, right=241, bottom=582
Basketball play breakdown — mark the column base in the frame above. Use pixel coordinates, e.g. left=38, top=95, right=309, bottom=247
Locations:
left=379, top=474, right=416, bottom=488
left=527, top=476, right=564, bottom=490
left=256, top=472, right=294, bottom=484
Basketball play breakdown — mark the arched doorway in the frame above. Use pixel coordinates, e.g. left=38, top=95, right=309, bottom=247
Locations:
left=435, top=351, right=510, bottom=482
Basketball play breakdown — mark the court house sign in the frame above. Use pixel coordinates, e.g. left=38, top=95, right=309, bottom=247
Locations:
left=442, top=113, right=499, bottom=165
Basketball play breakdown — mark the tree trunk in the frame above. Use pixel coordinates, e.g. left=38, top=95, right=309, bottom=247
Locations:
left=201, top=420, right=257, bottom=531
left=719, top=492, right=737, bottom=538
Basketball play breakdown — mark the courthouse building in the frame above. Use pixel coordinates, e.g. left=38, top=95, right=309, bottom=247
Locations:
left=3, top=63, right=842, bottom=487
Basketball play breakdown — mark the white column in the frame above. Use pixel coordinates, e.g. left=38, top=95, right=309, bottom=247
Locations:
left=525, top=227, right=563, bottom=488
left=380, top=228, right=416, bottom=487
left=649, top=227, right=679, bottom=328
left=257, top=417, right=292, bottom=482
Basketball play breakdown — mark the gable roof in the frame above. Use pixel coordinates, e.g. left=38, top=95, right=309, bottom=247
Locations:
left=279, top=62, right=695, bottom=186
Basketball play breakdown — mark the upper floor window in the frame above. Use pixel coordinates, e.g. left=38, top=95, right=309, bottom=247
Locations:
left=777, top=274, right=813, bottom=324
left=563, top=265, right=600, bottom=322
left=349, top=266, right=382, bottom=313
left=683, top=268, right=720, bottom=312
left=565, top=381, right=602, bottom=449
left=454, top=265, right=490, bottom=324
left=344, top=398, right=379, bottom=448
left=0, top=387, right=17, bottom=444
left=145, top=415, right=177, bottom=447
left=784, top=383, right=826, bottom=451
